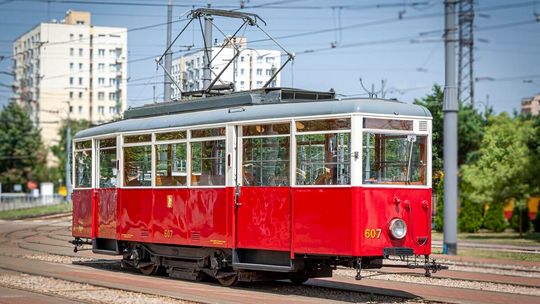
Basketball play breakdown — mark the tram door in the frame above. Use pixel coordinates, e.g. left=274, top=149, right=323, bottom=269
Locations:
left=233, top=123, right=292, bottom=264
left=94, top=137, right=118, bottom=240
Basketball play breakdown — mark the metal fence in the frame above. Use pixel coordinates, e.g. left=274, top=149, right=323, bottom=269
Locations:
left=0, top=193, right=66, bottom=212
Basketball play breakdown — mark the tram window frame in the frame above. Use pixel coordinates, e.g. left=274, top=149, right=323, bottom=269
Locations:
left=122, top=133, right=153, bottom=187
left=241, top=122, right=291, bottom=187
left=154, top=134, right=188, bottom=187
left=294, top=117, right=351, bottom=186
left=189, top=127, right=226, bottom=187
left=361, top=117, right=428, bottom=186
left=98, top=137, right=118, bottom=188
left=73, top=140, right=92, bottom=189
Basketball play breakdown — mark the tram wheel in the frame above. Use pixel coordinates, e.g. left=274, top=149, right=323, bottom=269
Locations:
left=217, top=274, right=239, bottom=287
left=139, top=264, right=159, bottom=276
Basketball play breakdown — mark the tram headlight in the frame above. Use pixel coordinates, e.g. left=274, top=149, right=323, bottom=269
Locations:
left=389, top=218, right=407, bottom=240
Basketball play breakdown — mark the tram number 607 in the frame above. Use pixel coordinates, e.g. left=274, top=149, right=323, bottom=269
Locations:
left=364, top=228, right=382, bottom=239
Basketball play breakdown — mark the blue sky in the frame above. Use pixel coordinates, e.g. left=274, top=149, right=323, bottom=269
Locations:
left=0, top=0, right=539, bottom=113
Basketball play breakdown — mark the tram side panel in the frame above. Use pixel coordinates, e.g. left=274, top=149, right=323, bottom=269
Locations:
left=292, top=187, right=353, bottom=256
left=72, top=189, right=93, bottom=238
left=95, top=188, right=117, bottom=239
left=187, top=188, right=229, bottom=248
left=152, top=188, right=190, bottom=244
left=354, top=187, right=432, bottom=257
left=117, top=188, right=153, bottom=242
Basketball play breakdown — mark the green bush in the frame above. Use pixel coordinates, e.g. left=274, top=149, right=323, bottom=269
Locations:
left=458, top=199, right=483, bottom=233
left=434, top=177, right=444, bottom=232
left=533, top=212, right=540, bottom=232
left=510, top=206, right=531, bottom=233
left=483, top=203, right=507, bottom=232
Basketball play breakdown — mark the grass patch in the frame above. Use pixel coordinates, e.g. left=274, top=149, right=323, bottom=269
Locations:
left=0, top=203, right=72, bottom=220
left=432, top=230, right=540, bottom=247
left=431, top=247, right=540, bottom=262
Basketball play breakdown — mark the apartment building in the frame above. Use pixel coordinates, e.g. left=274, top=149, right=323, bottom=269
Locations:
left=12, top=10, right=127, bottom=145
left=170, top=37, right=281, bottom=99
left=521, top=93, right=540, bottom=116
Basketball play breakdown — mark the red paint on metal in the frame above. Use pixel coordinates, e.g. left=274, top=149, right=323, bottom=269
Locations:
left=72, top=189, right=93, bottom=238
left=292, top=187, right=352, bottom=255
left=236, top=187, right=291, bottom=251
left=96, top=188, right=117, bottom=239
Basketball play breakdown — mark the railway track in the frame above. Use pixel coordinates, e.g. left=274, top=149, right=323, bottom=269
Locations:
left=1, top=217, right=539, bottom=304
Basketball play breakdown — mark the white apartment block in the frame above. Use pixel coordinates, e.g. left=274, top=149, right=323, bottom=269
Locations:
left=171, top=38, right=281, bottom=98
left=12, top=10, right=127, bottom=146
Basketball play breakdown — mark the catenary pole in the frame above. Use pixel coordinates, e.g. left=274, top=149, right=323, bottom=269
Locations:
left=66, top=101, right=72, bottom=203
left=443, top=0, right=458, bottom=255
left=202, top=5, right=213, bottom=91
left=164, top=0, right=173, bottom=102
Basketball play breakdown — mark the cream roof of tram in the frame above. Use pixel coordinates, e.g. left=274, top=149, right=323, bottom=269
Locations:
left=74, top=97, right=431, bottom=140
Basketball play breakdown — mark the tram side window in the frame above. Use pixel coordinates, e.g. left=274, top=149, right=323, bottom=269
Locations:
left=99, top=138, right=117, bottom=188
left=362, top=133, right=427, bottom=185
left=123, top=145, right=152, bottom=187
left=74, top=140, right=92, bottom=188
left=191, top=140, right=226, bottom=186
left=155, top=143, right=187, bottom=186
left=243, top=138, right=290, bottom=186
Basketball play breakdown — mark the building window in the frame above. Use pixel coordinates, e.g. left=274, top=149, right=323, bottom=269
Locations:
left=256, top=56, right=263, bottom=64
left=79, top=48, right=83, bottom=56
left=109, top=78, right=117, bottom=86
left=78, top=92, right=83, bottom=99
left=98, top=63, right=105, bottom=72
left=240, top=68, right=245, bottom=75
left=266, top=69, right=272, bottom=76
left=240, top=56, right=245, bottom=62
left=76, top=20, right=84, bottom=25
left=109, top=92, right=116, bottom=101
left=79, top=63, right=83, bottom=71
left=69, top=62, right=74, bottom=71
left=78, top=77, right=83, bottom=85
left=98, top=77, right=105, bottom=86
left=69, top=106, right=73, bottom=113
left=256, top=69, right=262, bottom=76
left=109, top=106, right=117, bottom=114
left=69, top=33, right=74, bottom=40
left=98, top=49, right=105, bottom=57
left=109, top=64, right=116, bottom=72
left=98, top=92, right=104, bottom=100
left=266, top=57, right=275, bottom=64
left=79, top=34, right=83, bottom=40
left=98, top=106, right=104, bottom=115
left=78, top=106, right=83, bottom=114
left=69, top=77, right=74, bottom=85
left=70, top=48, right=74, bottom=56
left=69, top=91, right=73, bottom=99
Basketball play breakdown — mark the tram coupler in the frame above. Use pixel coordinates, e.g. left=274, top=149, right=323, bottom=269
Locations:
left=355, top=258, right=362, bottom=280
left=69, top=237, right=91, bottom=253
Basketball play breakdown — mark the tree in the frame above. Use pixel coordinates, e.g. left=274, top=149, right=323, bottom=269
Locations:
left=414, top=85, right=443, bottom=174
left=461, top=113, right=536, bottom=230
left=50, top=119, right=92, bottom=188
left=0, top=102, right=48, bottom=192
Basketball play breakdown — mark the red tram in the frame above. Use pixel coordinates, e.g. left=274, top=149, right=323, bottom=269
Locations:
left=71, top=88, right=441, bottom=285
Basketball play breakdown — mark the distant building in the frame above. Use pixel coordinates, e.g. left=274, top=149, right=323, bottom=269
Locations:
left=521, top=93, right=540, bottom=115
left=170, top=37, right=281, bottom=99
left=12, top=10, right=127, bottom=146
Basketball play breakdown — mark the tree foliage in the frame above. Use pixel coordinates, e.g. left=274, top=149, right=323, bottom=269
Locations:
left=0, top=103, right=48, bottom=192
left=461, top=114, right=536, bottom=206
left=509, top=206, right=531, bottom=234
left=483, top=203, right=507, bottom=232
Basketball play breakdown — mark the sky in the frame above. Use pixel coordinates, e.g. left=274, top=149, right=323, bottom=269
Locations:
left=0, top=0, right=539, bottom=114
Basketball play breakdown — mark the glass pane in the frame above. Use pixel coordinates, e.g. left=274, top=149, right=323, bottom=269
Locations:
left=75, top=140, right=91, bottom=150
left=75, top=150, right=92, bottom=187
left=123, top=145, right=152, bottom=187
left=155, top=143, right=187, bottom=186
left=296, top=118, right=350, bottom=132
left=124, top=134, right=151, bottom=143
left=242, top=137, right=290, bottom=186
left=296, top=133, right=350, bottom=185
left=99, top=148, right=117, bottom=188
left=243, top=123, right=290, bottom=136
left=191, top=127, right=225, bottom=138
left=156, top=131, right=186, bottom=141
left=363, top=118, right=413, bottom=131
left=99, top=138, right=116, bottom=148
left=362, top=133, right=427, bottom=185
left=191, top=140, right=225, bottom=186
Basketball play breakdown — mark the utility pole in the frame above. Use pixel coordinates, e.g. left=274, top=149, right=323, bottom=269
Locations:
left=66, top=101, right=72, bottom=203
left=458, top=0, right=474, bottom=105
left=163, top=0, right=173, bottom=102
left=443, top=0, right=458, bottom=255
left=202, top=4, right=213, bottom=91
